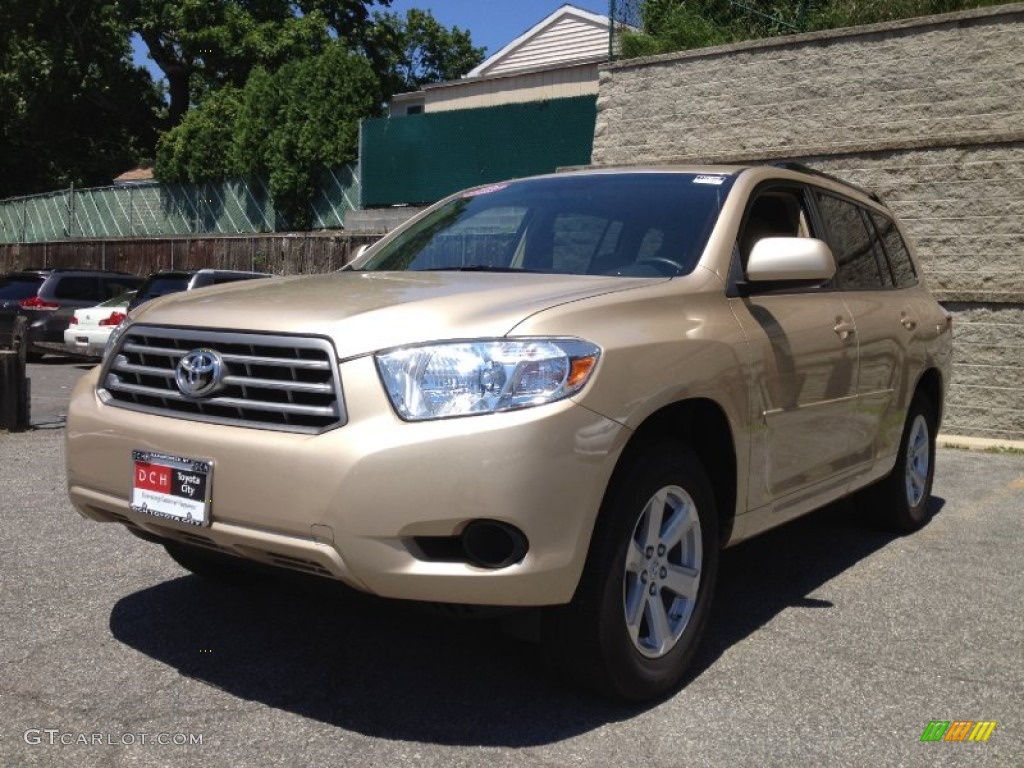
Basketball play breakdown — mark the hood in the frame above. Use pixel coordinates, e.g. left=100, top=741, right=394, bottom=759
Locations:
left=128, top=271, right=664, bottom=358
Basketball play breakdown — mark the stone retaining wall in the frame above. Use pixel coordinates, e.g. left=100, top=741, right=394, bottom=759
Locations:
left=593, top=4, right=1024, bottom=440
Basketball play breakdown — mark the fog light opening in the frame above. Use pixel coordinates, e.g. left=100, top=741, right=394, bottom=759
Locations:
left=461, top=520, right=528, bottom=569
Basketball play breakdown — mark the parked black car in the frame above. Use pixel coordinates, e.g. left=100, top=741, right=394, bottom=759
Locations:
left=0, top=269, right=142, bottom=360
left=128, top=269, right=272, bottom=311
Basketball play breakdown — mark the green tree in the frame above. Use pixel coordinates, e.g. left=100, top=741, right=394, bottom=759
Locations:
left=368, top=8, right=485, bottom=95
left=154, top=86, right=243, bottom=182
left=0, top=0, right=160, bottom=197
left=254, top=45, right=381, bottom=228
left=123, top=0, right=390, bottom=126
left=152, top=6, right=484, bottom=228
left=156, top=43, right=380, bottom=228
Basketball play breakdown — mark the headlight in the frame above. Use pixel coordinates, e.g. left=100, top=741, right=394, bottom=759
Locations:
left=102, top=317, right=132, bottom=363
left=376, top=339, right=601, bottom=421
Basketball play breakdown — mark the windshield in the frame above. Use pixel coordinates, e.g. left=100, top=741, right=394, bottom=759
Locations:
left=356, top=173, right=736, bottom=278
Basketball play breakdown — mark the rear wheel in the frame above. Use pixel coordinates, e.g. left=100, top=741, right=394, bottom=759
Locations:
left=543, top=442, right=718, bottom=701
left=859, top=393, right=937, bottom=532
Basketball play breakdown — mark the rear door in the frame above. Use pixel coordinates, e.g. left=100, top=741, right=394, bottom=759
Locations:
left=813, top=192, right=905, bottom=465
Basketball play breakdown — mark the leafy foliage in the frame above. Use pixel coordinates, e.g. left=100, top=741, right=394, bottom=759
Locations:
left=152, top=5, right=484, bottom=228
left=369, top=8, right=485, bottom=94
left=122, top=0, right=386, bottom=126
left=154, top=87, right=243, bottom=183
left=620, top=0, right=1009, bottom=58
left=156, top=45, right=380, bottom=228
left=0, top=0, right=161, bottom=197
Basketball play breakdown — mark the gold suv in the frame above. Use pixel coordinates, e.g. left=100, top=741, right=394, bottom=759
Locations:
left=66, top=164, right=953, bottom=701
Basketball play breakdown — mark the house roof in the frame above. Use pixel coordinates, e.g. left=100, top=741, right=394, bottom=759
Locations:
left=466, top=4, right=611, bottom=78
left=113, top=166, right=154, bottom=184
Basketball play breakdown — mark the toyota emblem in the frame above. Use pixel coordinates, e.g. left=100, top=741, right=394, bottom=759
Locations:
left=176, top=348, right=224, bottom=398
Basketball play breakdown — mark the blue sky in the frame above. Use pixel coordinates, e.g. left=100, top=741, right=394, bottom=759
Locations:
left=131, top=2, right=610, bottom=80
left=386, top=1, right=609, bottom=56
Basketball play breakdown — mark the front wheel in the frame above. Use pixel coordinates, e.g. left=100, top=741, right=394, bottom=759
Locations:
left=859, top=393, right=937, bottom=532
left=543, top=442, right=719, bottom=701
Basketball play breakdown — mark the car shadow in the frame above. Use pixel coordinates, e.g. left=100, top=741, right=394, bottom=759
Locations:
left=108, top=495, right=945, bottom=746
left=33, top=354, right=96, bottom=368
left=689, top=495, right=945, bottom=680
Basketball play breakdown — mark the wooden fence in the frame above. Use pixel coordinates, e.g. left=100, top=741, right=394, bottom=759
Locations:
left=0, top=232, right=380, bottom=278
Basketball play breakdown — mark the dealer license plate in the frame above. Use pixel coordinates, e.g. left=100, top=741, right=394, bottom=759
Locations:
left=131, top=450, right=213, bottom=527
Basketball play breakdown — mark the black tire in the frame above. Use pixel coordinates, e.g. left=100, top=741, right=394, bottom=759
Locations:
left=542, top=442, right=719, bottom=702
left=858, top=393, right=937, bottom=532
left=164, top=542, right=261, bottom=584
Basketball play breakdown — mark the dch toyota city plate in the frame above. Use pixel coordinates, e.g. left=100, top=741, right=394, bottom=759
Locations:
left=131, top=450, right=213, bottom=527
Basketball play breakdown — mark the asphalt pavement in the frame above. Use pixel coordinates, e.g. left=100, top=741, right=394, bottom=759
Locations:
left=1, top=357, right=1021, bottom=767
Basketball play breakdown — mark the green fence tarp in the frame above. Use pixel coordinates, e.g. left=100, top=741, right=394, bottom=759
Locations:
left=360, top=96, right=597, bottom=207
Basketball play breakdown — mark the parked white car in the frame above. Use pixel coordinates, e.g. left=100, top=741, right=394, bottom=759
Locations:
left=63, top=291, right=134, bottom=358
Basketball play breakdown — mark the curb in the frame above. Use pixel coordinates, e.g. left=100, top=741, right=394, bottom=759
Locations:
left=938, top=434, right=1024, bottom=453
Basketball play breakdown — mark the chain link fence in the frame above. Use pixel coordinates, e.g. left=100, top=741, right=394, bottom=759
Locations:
left=609, top=0, right=645, bottom=58
left=0, top=165, right=360, bottom=244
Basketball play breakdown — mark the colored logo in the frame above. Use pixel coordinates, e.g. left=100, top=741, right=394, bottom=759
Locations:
left=920, top=721, right=996, bottom=742
left=176, top=348, right=224, bottom=397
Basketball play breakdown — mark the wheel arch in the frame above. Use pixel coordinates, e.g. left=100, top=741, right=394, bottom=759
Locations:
left=914, top=366, right=945, bottom=428
left=612, top=398, right=738, bottom=548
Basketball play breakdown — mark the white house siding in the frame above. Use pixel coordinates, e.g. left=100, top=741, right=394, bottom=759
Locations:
left=477, top=15, right=608, bottom=77
left=424, top=64, right=599, bottom=112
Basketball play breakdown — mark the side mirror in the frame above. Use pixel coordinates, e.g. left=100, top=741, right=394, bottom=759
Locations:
left=746, top=237, right=835, bottom=283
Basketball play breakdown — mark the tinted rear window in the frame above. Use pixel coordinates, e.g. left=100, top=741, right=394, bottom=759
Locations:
left=816, top=193, right=886, bottom=290
left=0, top=275, right=44, bottom=300
left=138, top=275, right=190, bottom=300
left=53, top=276, right=102, bottom=301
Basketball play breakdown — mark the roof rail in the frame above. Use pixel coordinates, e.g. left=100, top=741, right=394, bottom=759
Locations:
left=774, top=161, right=883, bottom=204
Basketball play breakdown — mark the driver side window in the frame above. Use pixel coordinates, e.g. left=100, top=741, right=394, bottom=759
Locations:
left=738, top=189, right=812, bottom=269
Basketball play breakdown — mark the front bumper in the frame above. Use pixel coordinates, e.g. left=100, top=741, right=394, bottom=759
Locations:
left=67, top=357, right=629, bottom=606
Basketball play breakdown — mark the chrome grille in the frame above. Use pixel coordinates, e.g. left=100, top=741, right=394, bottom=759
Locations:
left=99, top=325, right=346, bottom=434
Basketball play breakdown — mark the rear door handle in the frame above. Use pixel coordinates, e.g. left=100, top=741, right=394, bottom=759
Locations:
left=834, top=320, right=856, bottom=341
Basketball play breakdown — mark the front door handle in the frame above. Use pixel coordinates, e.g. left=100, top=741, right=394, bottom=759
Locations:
left=834, top=320, right=856, bottom=341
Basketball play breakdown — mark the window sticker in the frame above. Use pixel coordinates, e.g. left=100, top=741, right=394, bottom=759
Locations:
left=463, top=183, right=510, bottom=198
left=693, top=175, right=726, bottom=186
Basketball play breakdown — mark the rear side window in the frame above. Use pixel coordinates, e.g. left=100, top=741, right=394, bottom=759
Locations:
left=101, top=277, right=142, bottom=299
left=869, top=212, right=918, bottom=288
left=0, top=276, right=44, bottom=300
left=138, top=275, right=190, bottom=301
left=53, top=276, right=102, bottom=301
left=816, top=194, right=886, bottom=290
